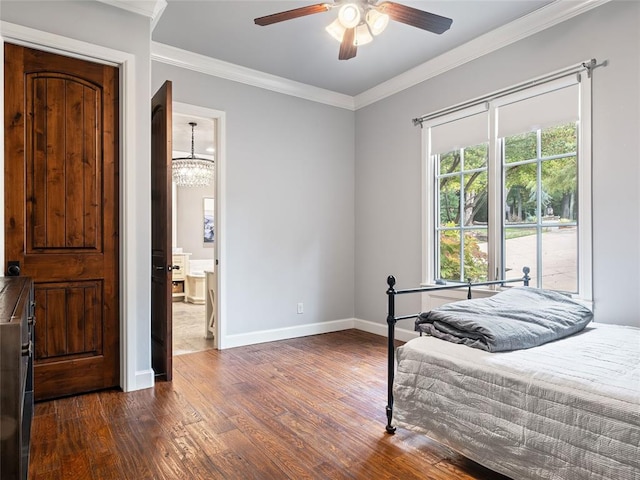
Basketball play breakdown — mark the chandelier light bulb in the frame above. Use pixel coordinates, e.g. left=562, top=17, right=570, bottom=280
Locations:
left=354, top=23, right=373, bottom=46
left=338, top=3, right=361, bottom=29
left=325, top=18, right=346, bottom=42
left=366, top=9, right=389, bottom=36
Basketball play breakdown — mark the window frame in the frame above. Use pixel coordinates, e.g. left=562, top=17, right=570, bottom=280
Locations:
left=421, top=73, right=592, bottom=302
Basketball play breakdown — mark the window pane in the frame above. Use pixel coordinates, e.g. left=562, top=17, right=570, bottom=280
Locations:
left=439, top=151, right=460, bottom=175
left=504, top=227, right=538, bottom=284
left=541, top=226, right=577, bottom=293
left=541, top=157, right=577, bottom=223
left=439, top=176, right=460, bottom=226
left=439, top=230, right=461, bottom=282
left=504, top=132, right=536, bottom=163
left=505, top=163, right=537, bottom=224
left=463, top=229, right=488, bottom=282
left=541, top=123, right=577, bottom=157
left=464, top=143, right=488, bottom=170
left=463, top=171, right=487, bottom=225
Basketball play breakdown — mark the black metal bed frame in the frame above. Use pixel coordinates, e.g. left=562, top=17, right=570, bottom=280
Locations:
left=384, top=267, right=531, bottom=434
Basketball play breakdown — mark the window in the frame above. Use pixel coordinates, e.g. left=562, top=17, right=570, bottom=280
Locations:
left=423, top=73, right=592, bottom=300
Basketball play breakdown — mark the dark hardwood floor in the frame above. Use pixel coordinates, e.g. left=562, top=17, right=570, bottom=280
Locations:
left=29, top=330, right=508, bottom=479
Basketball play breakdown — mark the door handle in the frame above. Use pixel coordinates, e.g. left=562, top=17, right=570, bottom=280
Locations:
left=171, top=265, right=180, bottom=271
left=7, top=261, right=20, bottom=276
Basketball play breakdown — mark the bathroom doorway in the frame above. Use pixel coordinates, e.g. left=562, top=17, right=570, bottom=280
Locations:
left=171, top=112, right=217, bottom=355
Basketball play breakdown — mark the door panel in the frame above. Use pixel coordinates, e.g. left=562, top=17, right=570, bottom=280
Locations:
left=151, top=81, right=173, bottom=381
left=4, top=44, right=119, bottom=400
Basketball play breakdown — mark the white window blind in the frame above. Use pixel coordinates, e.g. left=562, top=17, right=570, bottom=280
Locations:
left=496, top=82, right=580, bottom=138
left=427, top=104, right=489, bottom=155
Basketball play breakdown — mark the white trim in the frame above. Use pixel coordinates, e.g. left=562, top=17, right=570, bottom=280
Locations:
left=354, top=0, right=610, bottom=109
left=421, top=127, right=432, bottom=284
left=135, top=369, right=155, bottom=390
left=172, top=102, right=229, bottom=350
left=0, top=21, right=142, bottom=392
left=577, top=72, right=593, bottom=302
left=151, top=42, right=355, bottom=111
left=354, top=318, right=419, bottom=343
left=222, top=318, right=356, bottom=349
left=97, top=0, right=168, bottom=28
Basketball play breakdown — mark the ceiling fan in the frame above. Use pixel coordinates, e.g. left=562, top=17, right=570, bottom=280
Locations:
left=254, top=1, right=453, bottom=60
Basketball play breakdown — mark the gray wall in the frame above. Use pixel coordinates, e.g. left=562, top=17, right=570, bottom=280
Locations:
left=355, top=0, right=640, bottom=327
left=175, top=184, right=215, bottom=262
left=153, top=63, right=356, bottom=336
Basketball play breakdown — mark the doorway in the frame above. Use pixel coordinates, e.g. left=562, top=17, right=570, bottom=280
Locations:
left=171, top=112, right=216, bottom=355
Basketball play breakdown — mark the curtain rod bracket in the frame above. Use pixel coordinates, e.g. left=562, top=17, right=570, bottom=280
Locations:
left=583, top=58, right=596, bottom=78
left=412, top=117, right=424, bottom=128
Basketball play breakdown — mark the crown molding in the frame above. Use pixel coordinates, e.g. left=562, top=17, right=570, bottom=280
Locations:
left=354, top=0, right=611, bottom=109
left=151, top=0, right=608, bottom=111
left=151, top=42, right=356, bottom=110
left=97, top=0, right=167, bottom=28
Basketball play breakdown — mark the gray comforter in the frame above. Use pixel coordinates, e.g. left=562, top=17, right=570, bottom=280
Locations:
left=415, top=287, right=593, bottom=352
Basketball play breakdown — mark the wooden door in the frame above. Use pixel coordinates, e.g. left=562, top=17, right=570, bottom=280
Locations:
left=151, top=81, right=173, bottom=380
left=4, top=44, right=119, bottom=400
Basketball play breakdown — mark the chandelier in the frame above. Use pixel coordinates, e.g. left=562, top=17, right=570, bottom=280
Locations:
left=172, top=122, right=215, bottom=187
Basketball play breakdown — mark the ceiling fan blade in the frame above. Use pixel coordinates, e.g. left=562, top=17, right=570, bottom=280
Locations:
left=379, top=2, right=453, bottom=34
left=339, top=27, right=357, bottom=60
left=254, top=3, right=331, bottom=26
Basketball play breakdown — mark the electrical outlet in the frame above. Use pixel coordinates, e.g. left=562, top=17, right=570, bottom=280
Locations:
left=297, top=302, right=304, bottom=314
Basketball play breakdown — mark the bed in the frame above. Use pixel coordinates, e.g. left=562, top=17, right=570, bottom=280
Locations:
left=384, top=272, right=640, bottom=480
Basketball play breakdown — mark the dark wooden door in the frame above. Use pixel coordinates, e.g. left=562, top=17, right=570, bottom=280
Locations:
left=4, top=44, right=119, bottom=400
left=151, top=81, right=173, bottom=380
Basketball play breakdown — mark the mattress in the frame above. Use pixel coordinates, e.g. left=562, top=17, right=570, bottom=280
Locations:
left=392, top=323, right=640, bottom=480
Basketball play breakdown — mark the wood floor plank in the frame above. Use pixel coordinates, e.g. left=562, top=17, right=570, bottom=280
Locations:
left=28, top=330, right=509, bottom=480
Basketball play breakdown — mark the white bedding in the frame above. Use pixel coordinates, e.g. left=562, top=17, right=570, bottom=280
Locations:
left=393, top=323, right=640, bottom=480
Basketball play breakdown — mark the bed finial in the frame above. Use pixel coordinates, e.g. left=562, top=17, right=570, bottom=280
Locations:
left=522, top=266, right=531, bottom=286
left=387, top=275, right=396, bottom=289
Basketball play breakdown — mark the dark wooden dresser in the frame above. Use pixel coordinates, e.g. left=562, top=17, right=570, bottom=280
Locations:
left=0, top=277, right=34, bottom=480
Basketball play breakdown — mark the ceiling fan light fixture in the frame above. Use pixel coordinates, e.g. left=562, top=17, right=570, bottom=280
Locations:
left=354, top=23, right=373, bottom=46
left=338, top=3, right=361, bottom=29
left=366, top=9, right=389, bottom=36
left=325, top=18, right=346, bottom=42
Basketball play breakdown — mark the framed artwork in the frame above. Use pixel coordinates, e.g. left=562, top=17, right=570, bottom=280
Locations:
left=203, top=197, right=214, bottom=245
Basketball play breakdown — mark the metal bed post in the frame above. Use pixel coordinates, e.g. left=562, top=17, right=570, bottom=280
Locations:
left=384, top=266, right=531, bottom=434
left=385, top=275, right=397, bottom=434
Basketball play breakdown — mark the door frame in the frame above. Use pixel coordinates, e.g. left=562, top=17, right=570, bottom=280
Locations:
left=173, top=102, right=226, bottom=349
left=1, top=22, right=148, bottom=391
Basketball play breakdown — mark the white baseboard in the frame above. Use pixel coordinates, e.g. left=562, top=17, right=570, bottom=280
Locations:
left=219, top=317, right=419, bottom=350
left=221, top=318, right=356, bottom=349
left=132, top=369, right=155, bottom=391
left=353, top=318, right=419, bottom=343
left=129, top=319, right=415, bottom=390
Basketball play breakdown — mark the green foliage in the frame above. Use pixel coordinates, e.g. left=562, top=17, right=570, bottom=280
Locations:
left=438, top=144, right=488, bottom=226
left=504, top=123, right=578, bottom=222
left=439, top=227, right=488, bottom=282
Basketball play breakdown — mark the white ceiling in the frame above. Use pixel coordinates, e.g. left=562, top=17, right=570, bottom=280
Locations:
left=172, top=114, right=215, bottom=157
left=151, top=0, right=555, bottom=97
